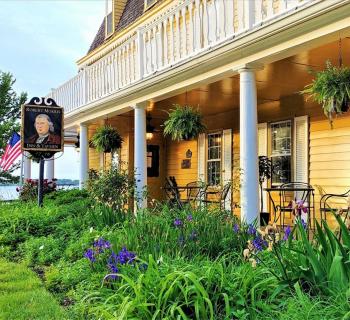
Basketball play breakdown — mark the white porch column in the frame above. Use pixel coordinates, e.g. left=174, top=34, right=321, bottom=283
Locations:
left=46, top=158, right=55, bottom=180
left=23, top=152, right=31, bottom=180
left=79, top=124, right=89, bottom=189
left=239, top=67, right=259, bottom=224
left=134, top=104, right=147, bottom=211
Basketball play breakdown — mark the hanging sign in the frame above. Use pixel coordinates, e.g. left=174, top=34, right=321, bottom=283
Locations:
left=21, top=97, right=64, bottom=152
left=21, top=97, right=64, bottom=207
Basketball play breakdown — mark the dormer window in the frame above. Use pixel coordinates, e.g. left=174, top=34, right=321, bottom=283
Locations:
left=144, top=0, right=158, bottom=10
left=105, top=0, right=113, bottom=38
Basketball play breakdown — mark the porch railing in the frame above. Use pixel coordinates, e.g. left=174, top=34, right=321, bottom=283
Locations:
left=48, top=0, right=315, bottom=114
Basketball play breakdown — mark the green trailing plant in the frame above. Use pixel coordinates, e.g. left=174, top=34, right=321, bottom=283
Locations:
left=91, top=125, right=123, bottom=153
left=163, top=105, right=206, bottom=141
left=302, top=61, right=350, bottom=126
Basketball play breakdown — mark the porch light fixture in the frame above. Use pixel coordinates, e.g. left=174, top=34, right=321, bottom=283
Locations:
left=146, top=114, right=155, bottom=140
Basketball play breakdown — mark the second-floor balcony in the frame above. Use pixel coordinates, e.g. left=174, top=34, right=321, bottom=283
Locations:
left=48, top=0, right=324, bottom=116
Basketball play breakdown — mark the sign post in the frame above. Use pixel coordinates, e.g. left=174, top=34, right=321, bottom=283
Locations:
left=21, top=97, right=64, bottom=207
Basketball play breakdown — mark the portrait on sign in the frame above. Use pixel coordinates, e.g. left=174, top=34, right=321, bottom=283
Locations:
left=21, top=105, right=64, bottom=152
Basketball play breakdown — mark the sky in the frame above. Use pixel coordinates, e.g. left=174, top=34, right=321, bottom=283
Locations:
left=0, top=0, right=105, bottom=179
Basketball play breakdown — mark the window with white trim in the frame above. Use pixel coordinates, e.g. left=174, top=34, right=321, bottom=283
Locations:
left=207, top=132, right=222, bottom=186
left=105, top=0, right=113, bottom=38
left=271, top=121, right=292, bottom=186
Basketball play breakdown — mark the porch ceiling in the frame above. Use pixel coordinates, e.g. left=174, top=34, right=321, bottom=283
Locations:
left=152, top=39, right=350, bottom=119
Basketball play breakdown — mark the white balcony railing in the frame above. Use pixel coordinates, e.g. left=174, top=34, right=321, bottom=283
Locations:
left=48, top=0, right=315, bottom=114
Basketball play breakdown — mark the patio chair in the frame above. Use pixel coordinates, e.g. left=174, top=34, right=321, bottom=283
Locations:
left=164, top=177, right=185, bottom=209
left=278, top=182, right=314, bottom=230
left=202, top=182, right=232, bottom=211
left=186, top=181, right=208, bottom=207
left=318, top=186, right=350, bottom=222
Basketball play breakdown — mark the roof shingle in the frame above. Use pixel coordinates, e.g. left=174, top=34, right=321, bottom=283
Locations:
left=87, top=0, right=145, bottom=55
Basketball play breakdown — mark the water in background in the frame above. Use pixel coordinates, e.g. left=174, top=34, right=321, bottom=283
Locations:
left=0, top=185, right=79, bottom=201
left=0, top=185, right=18, bottom=200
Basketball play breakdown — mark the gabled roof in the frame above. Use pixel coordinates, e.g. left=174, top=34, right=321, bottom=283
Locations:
left=88, top=19, right=106, bottom=53
left=87, top=0, right=144, bottom=55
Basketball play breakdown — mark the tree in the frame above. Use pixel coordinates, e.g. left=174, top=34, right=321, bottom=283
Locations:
left=0, top=71, right=27, bottom=182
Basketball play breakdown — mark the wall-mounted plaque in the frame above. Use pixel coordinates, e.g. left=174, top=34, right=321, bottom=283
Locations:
left=186, top=149, right=192, bottom=158
left=181, top=159, right=191, bottom=169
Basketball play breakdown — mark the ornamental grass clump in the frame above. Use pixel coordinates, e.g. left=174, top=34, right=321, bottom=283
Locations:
left=249, top=213, right=350, bottom=295
left=163, top=104, right=206, bottom=141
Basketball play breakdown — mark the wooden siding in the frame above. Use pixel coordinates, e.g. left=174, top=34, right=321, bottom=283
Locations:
left=166, top=139, right=198, bottom=186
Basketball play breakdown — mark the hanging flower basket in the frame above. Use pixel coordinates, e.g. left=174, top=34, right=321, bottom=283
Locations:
left=302, top=61, right=350, bottom=126
left=91, top=125, right=123, bottom=153
left=163, top=104, right=206, bottom=141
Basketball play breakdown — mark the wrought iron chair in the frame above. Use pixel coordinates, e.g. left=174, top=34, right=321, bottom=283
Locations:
left=202, top=182, right=232, bottom=211
left=186, top=181, right=208, bottom=207
left=318, top=186, right=350, bottom=222
left=277, top=182, right=315, bottom=231
left=164, top=177, right=184, bottom=209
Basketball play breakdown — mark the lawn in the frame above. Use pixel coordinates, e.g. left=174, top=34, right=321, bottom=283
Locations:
left=0, top=259, right=65, bottom=320
left=0, top=183, right=349, bottom=319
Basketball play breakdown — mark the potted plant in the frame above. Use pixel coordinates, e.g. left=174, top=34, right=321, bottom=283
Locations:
left=91, top=125, right=123, bottom=153
left=163, top=104, right=206, bottom=141
left=259, top=156, right=272, bottom=226
left=302, top=61, right=350, bottom=126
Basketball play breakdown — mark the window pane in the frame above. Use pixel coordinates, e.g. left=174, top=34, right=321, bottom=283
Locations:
left=271, top=121, right=292, bottom=186
left=271, top=156, right=291, bottom=185
left=271, top=121, right=291, bottom=156
left=209, top=146, right=220, bottom=160
left=207, top=133, right=222, bottom=186
left=208, top=161, right=221, bottom=186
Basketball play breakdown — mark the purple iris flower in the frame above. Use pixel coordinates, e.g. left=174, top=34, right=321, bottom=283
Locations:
left=247, top=224, right=257, bottom=236
left=186, top=214, right=193, bottom=222
left=283, top=225, right=292, bottom=241
left=174, top=218, right=183, bottom=227
left=93, top=238, right=111, bottom=252
left=233, top=224, right=240, bottom=233
left=301, top=219, right=307, bottom=230
left=84, top=248, right=95, bottom=262
left=117, top=247, right=136, bottom=265
left=252, top=237, right=268, bottom=251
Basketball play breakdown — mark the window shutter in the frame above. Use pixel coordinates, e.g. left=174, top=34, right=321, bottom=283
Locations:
left=197, top=133, right=206, bottom=182
left=258, top=123, right=268, bottom=212
left=294, top=116, right=309, bottom=184
left=222, top=129, right=232, bottom=210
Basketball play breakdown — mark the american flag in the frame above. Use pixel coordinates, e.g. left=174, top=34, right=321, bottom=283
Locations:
left=0, top=133, right=22, bottom=171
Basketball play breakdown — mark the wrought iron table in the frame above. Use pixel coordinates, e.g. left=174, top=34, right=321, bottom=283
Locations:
left=264, top=185, right=315, bottom=233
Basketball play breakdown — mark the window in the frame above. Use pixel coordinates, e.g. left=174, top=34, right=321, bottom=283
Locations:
left=105, top=0, right=113, bottom=38
left=207, top=133, right=222, bottom=186
left=271, top=121, right=292, bottom=186
left=144, top=0, right=158, bottom=10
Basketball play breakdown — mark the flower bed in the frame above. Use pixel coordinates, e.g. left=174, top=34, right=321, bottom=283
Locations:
left=0, top=190, right=349, bottom=319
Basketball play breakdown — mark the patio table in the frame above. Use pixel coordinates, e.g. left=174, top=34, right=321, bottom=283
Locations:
left=264, top=186, right=315, bottom=233
left=162, top=185, right=203, bottom=207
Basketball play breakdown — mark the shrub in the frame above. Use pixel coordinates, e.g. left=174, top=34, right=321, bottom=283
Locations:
left=86, top=165, right=134, bottom=211
left=21, top=236, right=63, bottom=266
left=17, top=178, right=57, bottom=202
